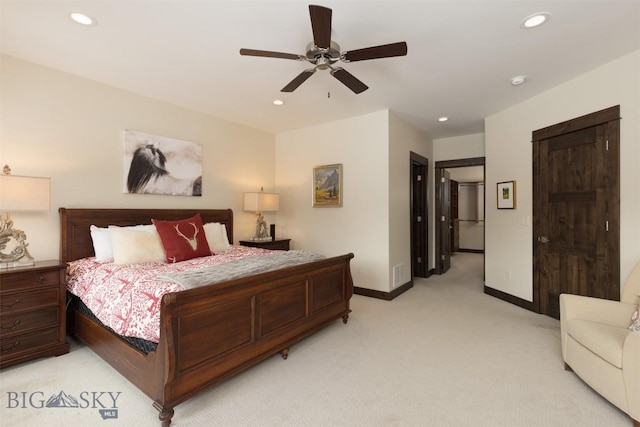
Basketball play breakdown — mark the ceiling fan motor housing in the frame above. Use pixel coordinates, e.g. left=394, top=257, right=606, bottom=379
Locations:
left=306, top=41, right=341, bottom=69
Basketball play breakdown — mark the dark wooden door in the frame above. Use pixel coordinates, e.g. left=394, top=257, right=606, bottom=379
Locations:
left=440, top=169, right=451, bottom=273
left=533, top=106, right=620, bottom=319
left=411, top=157, right=428, bottom=277
left=450, top=180, right=459, bottom=253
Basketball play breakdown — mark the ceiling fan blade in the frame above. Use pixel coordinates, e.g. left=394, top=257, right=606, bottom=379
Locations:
left=309, top=5, right=332, bottom=49
left=281, top=69, right=317, bottom=92
left=342, top=42, right=408, bottom=62
left=330, top=67, right=368, bottom=94
left=240, top=48, right=303, bottom=60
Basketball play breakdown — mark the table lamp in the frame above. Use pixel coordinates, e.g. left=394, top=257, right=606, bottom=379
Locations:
left=0, top=165, right=51, bottom=268
left=243, top=188, right=279, bottom=241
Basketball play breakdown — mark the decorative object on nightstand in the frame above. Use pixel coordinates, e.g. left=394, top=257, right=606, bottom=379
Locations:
left=0, top=165, right=51, bottom=268
left=0, top=260, right=69, bottom=368
left=239, top=238, right=291, bottom=251
left=244, top=187, right=279, bottom=241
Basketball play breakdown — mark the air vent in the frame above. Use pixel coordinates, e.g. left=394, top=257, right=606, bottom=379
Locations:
left=393, top=264, right=403, bottom=287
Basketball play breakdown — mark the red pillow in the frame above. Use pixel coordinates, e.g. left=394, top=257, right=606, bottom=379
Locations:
left=152, top=214, right=211, bottom=263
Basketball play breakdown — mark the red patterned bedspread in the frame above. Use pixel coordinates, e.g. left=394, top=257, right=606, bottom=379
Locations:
left=66, top=245, right=271, bottom=342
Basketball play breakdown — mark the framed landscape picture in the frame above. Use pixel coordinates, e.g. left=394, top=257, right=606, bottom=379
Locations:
left=313, top=164, right=342, bottom=207
left=497, top=180, right=516, bottom=209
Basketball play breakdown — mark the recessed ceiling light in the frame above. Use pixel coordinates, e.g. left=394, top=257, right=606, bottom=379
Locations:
left=70, top=13, right=97, bottom=26
left=520, top=12, right=550, bottom=29
left=438, top=117, right=449, bottom=122
left=510, top=75, right=526, bottom=85
left=273, top=99, right=284, bottom=106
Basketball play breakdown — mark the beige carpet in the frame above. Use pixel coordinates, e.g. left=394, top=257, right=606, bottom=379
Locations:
left=0, top=253, right=632, bottom=426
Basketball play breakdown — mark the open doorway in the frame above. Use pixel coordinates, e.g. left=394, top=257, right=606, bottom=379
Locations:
left=434, top=157, right=485, bottom=275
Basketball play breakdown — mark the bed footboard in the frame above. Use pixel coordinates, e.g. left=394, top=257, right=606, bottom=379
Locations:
left=60, top=208, right=354, bottom=426
left=153, top=253, right=354, bottom=425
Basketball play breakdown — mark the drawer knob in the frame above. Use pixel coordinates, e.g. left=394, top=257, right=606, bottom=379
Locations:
left=0, top=320, right=20, bottom=331
left=1, top=341, right=20, bottom=353
left=0, top=299, right=20, bottom=309
left=39, top=275, right=46, bottom=284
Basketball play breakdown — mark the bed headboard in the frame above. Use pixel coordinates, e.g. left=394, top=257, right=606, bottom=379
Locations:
left=59, top=208, right=234, bottom=263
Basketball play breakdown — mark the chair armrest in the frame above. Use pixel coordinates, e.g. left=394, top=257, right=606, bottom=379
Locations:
left=560, top=293, right=636, bottom=328
left=623, top=331, right=640, bottom=421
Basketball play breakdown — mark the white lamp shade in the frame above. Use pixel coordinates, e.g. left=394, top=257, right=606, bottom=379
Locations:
left=0, top=174, right=51, bottom=211
left=244, top=192, right=279, bottom=212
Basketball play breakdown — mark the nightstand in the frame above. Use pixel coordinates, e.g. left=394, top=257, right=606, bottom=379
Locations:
left=239, top=238, right=291, bottom=251
left=0, top=260, right=69, bottom=368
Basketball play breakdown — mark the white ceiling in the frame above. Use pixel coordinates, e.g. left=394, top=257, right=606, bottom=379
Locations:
left=2, top=1, right=639, bottom=140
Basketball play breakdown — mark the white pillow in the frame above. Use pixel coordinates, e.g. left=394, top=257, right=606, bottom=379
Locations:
left=90, top=225, right=113, bottom=261
left=204, top=222, right=231, bottom=253
left=108, top=225, right=166, bottom=265
left=90, top=224, right=156, bottom=261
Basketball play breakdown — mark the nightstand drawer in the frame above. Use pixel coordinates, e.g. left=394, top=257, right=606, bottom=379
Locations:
left=0, top=269, right=61, bottom=290
left=0, top=327, right=60, bottom=358
left=0, top=261, right=69, bottom=368
left=0, top=288, right=59, bottom=314
left=1, top=307, right=59, bottom=336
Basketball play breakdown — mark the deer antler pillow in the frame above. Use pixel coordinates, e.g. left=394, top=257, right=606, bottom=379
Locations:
left=153, top=214, right=211, bottom=263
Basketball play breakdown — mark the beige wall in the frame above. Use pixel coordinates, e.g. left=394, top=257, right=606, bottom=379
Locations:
left=0, top=55, right=276, bottom=261
left=275, top=110, right=431, bottom=292
left=275, top=110, right=390, bottom=292
left=485, top=50, right=640, bottom=300
left=389, top=112, right=433, bottom=284
left=433, top=133, right=485, bottom=162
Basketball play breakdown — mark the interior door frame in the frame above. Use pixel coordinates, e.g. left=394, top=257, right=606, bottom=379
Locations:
left=434, top=157, right=485, bottom=274
left=410, top=152, right=429, bottom=278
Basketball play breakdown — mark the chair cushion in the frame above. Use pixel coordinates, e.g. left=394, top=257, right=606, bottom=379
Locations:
left=567, top=319, right=630, bottom=368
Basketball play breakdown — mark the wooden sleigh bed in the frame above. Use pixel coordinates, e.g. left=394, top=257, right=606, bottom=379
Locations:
left=60, top=208, right=354, bottom=426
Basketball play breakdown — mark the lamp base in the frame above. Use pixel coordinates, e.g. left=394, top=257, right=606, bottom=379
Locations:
left=1, top=257, right=35, bottom=269
left=254, top=212, right=270, bottom=240
left=248, top=236, right=273, bottom=242
left=0, top=214, right=35, bottom=268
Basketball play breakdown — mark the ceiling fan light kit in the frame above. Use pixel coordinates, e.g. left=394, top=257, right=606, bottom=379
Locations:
left=240, top=4, right=408, bottom=94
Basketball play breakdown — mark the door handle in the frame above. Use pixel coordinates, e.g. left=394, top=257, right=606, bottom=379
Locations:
left=537, top=236, right=550, bottom=243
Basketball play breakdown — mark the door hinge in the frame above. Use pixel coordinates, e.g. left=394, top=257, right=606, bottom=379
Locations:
left=441, top=215, right=446, bottom=222
left=417, top=216, right=422, bottom=222
left=417, top=257, right=422, bottom=263
left=606, top=140, right=609, bottom=151
left=606, top=220, right=609, bottom=232
left=441, top=177, right=445, bottom=183
left=441, top=255, right=445, bottom=260
left=417, top=175, right=422, bottom=181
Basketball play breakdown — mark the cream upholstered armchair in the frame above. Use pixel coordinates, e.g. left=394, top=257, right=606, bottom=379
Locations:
left=560, top=261, right=640, bottom=426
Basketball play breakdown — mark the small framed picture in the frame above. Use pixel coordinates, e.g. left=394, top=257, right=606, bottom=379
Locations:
left=313, top=164, right=342, bottom=207
left=497, top=181, right=516, bottom=209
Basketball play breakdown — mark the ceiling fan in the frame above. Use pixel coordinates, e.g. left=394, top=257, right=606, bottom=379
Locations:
left=239, top=4, right=408, bottom=94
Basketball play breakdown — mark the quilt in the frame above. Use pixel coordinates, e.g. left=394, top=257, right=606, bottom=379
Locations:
left=66, top=245, right=293, bottom=342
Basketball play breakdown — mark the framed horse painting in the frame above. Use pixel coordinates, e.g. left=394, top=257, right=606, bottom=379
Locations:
left=124, top=130, right=202, bottom=196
